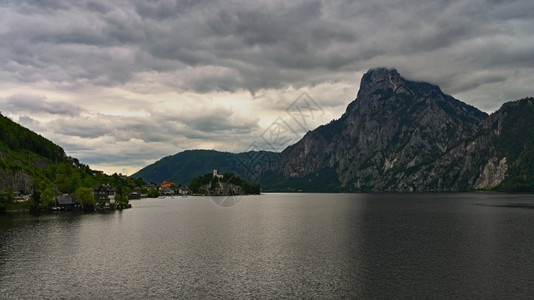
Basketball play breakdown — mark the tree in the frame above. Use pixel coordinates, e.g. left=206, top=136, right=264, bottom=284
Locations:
left=0, top=193, right=7, bottom=211
left=136, top=186, right=148, bottom=194
left=5, top=187, right=14, bottom=205
left=40, top=188, right=55, bottom=209
left=55, top=163, right=81, bottom=193
left=147, top=188, right=159, bottom=198
left=76, top=187, right=95, bottom=210
left=30, top=188, right=41, bottom=213
left=122, top=186, right=132, bottom=199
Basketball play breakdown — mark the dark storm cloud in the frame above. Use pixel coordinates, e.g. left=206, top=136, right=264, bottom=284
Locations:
left=2, top=0, right=533, bottom=96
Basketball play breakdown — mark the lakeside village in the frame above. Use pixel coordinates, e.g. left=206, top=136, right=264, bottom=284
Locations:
left=1, top=170, right=260, bottom=212
left=52, top=180, right=191, bottom=211
left=5, top=177, right=191, bottom=212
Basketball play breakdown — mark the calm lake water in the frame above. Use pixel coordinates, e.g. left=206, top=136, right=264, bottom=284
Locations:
left=1, top=193, right=534, bottom=299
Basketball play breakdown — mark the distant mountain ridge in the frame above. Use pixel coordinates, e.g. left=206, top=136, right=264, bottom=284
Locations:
left=131, top=149, right=278, bottom=185
left=133, top=68, right=534, bottom=192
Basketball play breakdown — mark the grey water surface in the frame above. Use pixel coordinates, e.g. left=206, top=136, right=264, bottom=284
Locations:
left=1, top=193, right=534, bottom=299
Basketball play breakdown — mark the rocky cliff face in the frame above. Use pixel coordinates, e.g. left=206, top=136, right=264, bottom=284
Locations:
left=414, top=97, right=534, bottom=191
left=0, top=169, right=34, bottom=194
left=474, top=157, right=508, bottom=189
left=267, top=68, right=491, bottom=191
left=469, top=98, right=534, bottom=191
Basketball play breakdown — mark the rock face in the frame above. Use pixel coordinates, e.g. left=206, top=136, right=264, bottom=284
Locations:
left=0, top=169, right=34, bottom=194
left=465, top=98, right=534, bottom=191
left=474, top=157, right=508, bottom=189
left=420, top=97, right=534, bottom=192
left=263, top=68, right=533, bottom=192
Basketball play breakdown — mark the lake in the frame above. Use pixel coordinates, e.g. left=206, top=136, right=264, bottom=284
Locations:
left=1, top=193, right=534, bottom=298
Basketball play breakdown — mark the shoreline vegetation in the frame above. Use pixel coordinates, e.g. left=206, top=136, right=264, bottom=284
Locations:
left=4, top=185, right=534, bottom=214
left=188, top=171, right=261, bottom=196
left=0, top=171, right=263, bottom=213
left=0, top=172, right=145, bottom=213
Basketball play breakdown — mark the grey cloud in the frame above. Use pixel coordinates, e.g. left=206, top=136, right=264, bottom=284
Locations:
left=447, top=73, right=508, bottom=95
left=134, top=0, right=212, bottom=20
left=1, top=94, right=83, bottom=116
left=74, top=151, right=165, bottom=166
left=183, top=112, right=258, bottom=133
left=16, top=115, right=44, bottom=133
left=46, top=109, right=260, bottom=168
left=3, top=0, right=534, bottom=99
left=47, top=106, right=259, bottom=144
left=50, top=117, right=110, bottom=139
left=18, top=115, right=37, bottom=125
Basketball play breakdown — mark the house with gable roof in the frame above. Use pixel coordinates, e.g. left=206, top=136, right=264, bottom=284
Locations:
left=94, top=184, right=117, bottom=204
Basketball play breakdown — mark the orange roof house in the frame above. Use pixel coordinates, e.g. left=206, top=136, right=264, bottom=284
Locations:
left=160, top=181, right=175, bottom=188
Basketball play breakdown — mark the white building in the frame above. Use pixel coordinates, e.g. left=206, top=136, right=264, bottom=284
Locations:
left=213, top=169, right=223, bottom=179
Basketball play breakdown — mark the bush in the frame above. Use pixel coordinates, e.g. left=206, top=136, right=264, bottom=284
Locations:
left=147, top=188, right=159, bottom=198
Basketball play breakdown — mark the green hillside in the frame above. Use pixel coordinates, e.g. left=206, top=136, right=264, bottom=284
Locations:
left=0, top=113, right=66, bottom=162
left=0, top=113, right=145, bottom=211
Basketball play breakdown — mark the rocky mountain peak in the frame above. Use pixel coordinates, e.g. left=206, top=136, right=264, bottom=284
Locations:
left=357, top=68, right=403, bottom=99
left=359, top=67, right=445, bottom=99
left=361, top=68, right=402, bottom=87
left=266, top=68, right=490, bottom=191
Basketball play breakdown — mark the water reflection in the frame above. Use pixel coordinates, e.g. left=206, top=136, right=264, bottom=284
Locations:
left=1, top=193, right=534, bottom=298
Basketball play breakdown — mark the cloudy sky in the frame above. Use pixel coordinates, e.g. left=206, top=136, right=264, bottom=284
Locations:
left=1, top=0, right=533, bottom=175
